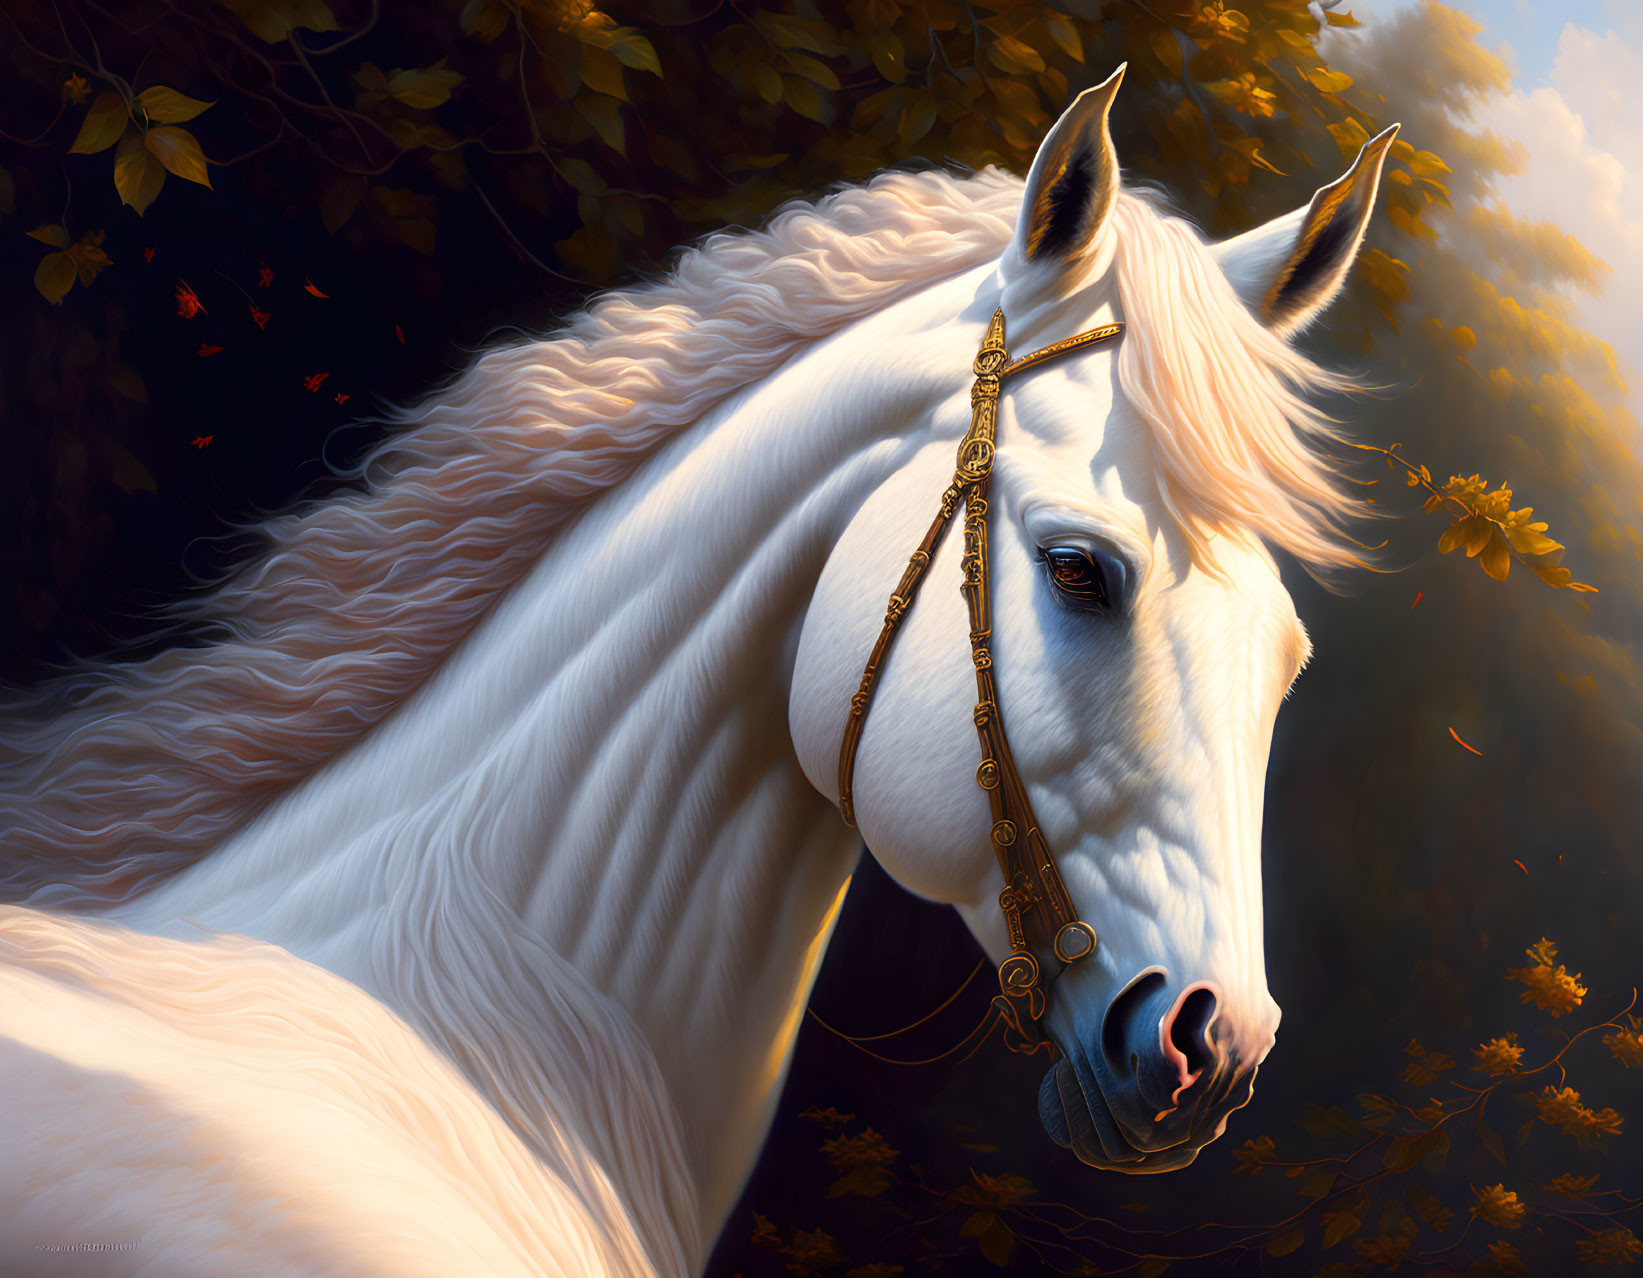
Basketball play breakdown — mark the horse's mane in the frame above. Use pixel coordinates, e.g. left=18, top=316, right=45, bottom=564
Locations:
left=1, top=168, right=1357, bottom=906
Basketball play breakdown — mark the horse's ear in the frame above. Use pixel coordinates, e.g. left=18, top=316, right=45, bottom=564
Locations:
left=1212, top=125, right=1400, bottom=337
left=1005, top=65, right=1125, bottom=274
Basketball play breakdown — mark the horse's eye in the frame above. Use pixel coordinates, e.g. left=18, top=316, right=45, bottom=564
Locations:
left=1041, top=545, right=1123, bottom=612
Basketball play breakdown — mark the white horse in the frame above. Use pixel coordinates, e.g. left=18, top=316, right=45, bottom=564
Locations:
left=0, top=70, right=1395, bottom=1276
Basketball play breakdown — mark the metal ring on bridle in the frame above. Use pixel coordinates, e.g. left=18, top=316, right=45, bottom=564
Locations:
left=1054, top=921, right=1098, bottom=964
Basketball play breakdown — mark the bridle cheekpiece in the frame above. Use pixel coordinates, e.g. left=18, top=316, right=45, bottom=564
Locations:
left=838, top=308, right=1125, bottom=1055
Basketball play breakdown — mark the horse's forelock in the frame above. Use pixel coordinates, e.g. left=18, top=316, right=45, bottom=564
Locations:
left=1109, top=192, right=1365, bottom=577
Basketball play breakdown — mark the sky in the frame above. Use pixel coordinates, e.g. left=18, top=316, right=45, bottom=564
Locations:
left=1369, top=0, right=1643, bottom=410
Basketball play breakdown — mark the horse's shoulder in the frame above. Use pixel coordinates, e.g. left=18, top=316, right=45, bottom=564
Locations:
left=0, top=906, right=653, bottom=1277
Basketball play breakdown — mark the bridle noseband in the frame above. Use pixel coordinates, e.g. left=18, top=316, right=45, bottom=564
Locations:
left=838, top=307, right=1125, bottom=1056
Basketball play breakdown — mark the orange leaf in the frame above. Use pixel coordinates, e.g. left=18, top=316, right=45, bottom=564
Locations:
left=1448, top=726, right=1482, bottom=757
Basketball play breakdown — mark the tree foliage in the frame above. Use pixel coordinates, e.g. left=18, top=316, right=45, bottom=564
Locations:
left=757, top=935, right=1640, bottom=1274
left=2, top=3, right=1638, bottom=1274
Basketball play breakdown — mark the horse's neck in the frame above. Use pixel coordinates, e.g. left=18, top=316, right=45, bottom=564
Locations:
left=115, top=263, right=991, bottom=1263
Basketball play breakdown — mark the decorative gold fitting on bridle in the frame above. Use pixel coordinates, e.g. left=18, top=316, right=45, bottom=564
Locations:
left=998, top=950, right=1039, bottom=992
left=835, top=304, right=1126, bottom=1053
left=956, top=437, right=995, bottom=480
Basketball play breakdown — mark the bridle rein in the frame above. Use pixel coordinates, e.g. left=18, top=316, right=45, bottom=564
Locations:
left=838, top=307, right=1125, bottom=1057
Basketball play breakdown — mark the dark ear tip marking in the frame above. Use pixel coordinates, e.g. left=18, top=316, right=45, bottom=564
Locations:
left=1020, top=64, right=1126, bottom=263
left=1259, top=122, right=1396, bottom=330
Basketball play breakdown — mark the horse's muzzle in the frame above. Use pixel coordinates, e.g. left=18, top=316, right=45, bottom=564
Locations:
left=1037, top=971, right=1267, bottom=1170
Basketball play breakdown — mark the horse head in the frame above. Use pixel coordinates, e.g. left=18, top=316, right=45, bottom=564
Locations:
left=791, top=67, right=1395, bottom=1172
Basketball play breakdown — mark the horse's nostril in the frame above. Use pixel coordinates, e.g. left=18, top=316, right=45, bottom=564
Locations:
left=1102, top=971, right=1167, bottom=1076
left=1166, top=986, right=1218, bottom=1077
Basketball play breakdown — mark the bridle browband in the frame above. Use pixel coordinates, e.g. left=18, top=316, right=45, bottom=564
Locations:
left=838, top=307, right=1125, bottom=1057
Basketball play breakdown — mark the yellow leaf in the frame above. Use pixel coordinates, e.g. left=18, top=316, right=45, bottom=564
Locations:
left=899, top=93, right=937, bottom=142
left=987, top=34, right=1045, bottom=75
left=1278, top=29, right=1313, bottom=50
left=145, top=127, right=211, bottom=187
left=579, top=45, right=628, bottom=100
left=71, top=91, right=129, bottom=154
left=114, top=129, right=167, bottom=214
left=783, top=76, right=831, bottom=124
left=783, top=52, right=841, bottom=90
left=1300, top=67, right=1354, bottom=94
left=459, top=0, right=509, bottom=42
left=1042, top=14, right=1082, bottom=62
left=1326, top=117, right=1369, bottom=158
left=320, top=174, right=367, bottom=231
left=1325, top=9, right=1363, bottom=26
left=26, top=223, right=69, bottom=247
left=601, top=29, right=660, bottom=76
left=1408, top=148, right=1452, bottom=177
left=352, top=62, right=389, bottom=95
left=555, top=156, right=607, bottom=194
left=1322, top=1212, right=1361, bottom=1248
left=68, top=231, right=112, bottom=285
left=1267, top=1225, right=1304, bottom=1256
left=1506, top=524, right=1561, bottom=556
left=1149, top=28, right=1183, bottom=76
left=1387, top=204, right=1438, bottom=241
left=1479, top=528, right=1511, bottom=580
left=214, top=0, right=340, bottom=43
left=575, top=93, right=626, bottom=154
left=752, top=63, right=783, bottom=104
left=34, top=251, right=78, bottom=303
left=1437, top=517, right=1469, bottom=554
left=137, top=86, right=213, bottom=124
left=388, top=60, right=464, bottom=109
left=750, top=12, right=836, bottom=55
left=869, top=31, right=906, bottom=83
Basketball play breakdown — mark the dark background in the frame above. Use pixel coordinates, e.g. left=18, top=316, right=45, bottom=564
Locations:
left=3, top=3, right=1639, bottom=1274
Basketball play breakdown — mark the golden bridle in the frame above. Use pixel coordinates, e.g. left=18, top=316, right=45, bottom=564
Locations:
left=838, top=307, right=1125, bottom=1057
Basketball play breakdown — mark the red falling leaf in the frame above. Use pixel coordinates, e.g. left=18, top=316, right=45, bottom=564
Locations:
left=1411, top=591, right=1422, bottom=608
left=175, top=280, right=208, bottom=319
left=303, top=372, right=330, bottom=392
left=197, top=344, right=224, bottom=357
left=248, top=304, right=270, bottom=330
left=1513, top=859, right=1528, bottom=875
left=334, top=392, right=350, bottom=404
left=1447, top=726, right=1483, bottom=757
left=143, top=246, right=155, bottom=264
left=190, top=434, right=214, bottom=449
left=304, top=278, right=330, bottom=298
left=258, top=265, right=274, bottom=288
left=394, top=324, right=405, bottom=345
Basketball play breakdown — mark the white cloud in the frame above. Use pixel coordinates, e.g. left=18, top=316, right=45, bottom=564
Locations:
left=1469, top=21, right=1643, bottom=398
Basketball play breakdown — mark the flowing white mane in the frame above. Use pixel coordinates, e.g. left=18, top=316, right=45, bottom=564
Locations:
left=0, top=168, right=1358, bottom=908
